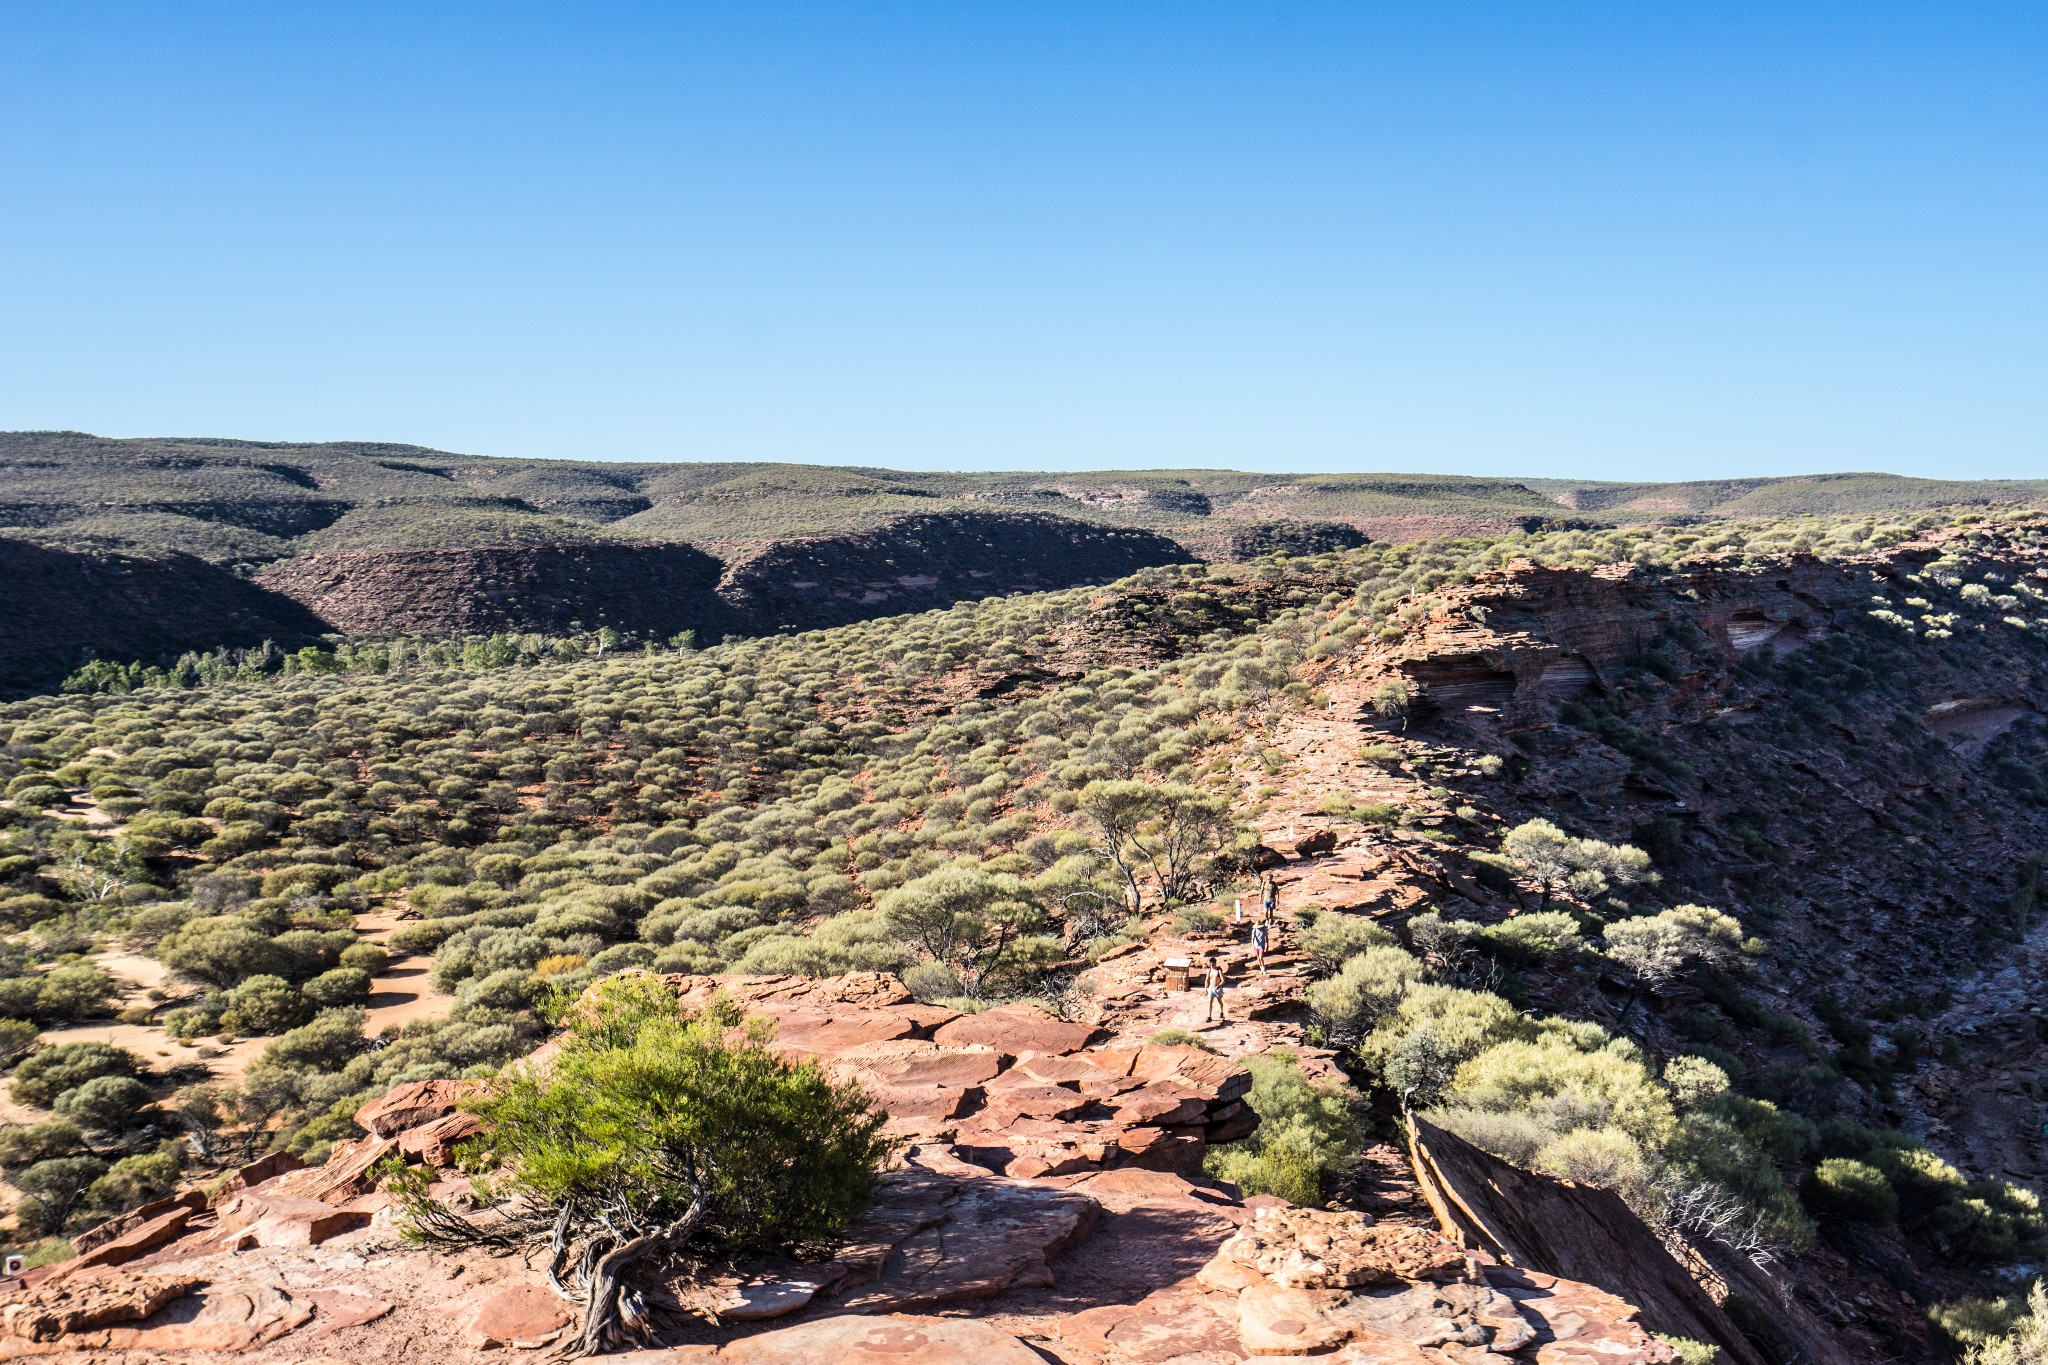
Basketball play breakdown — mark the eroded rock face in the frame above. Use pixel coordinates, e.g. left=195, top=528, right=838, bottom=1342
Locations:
left=1211, top=1208, right=1472, bottom=1289
left=713, top=512, right=1193, bottom=633
left=255, top=541, right=726, bottom=638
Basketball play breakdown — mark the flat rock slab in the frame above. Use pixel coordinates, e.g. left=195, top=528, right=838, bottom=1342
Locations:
left=304, top=1288, right=395, bottom=1336
left=834, top=1160, right=1100, bottom=1312
left=0, top=1272, right=202, bottom=1343
left=837, top=1039, right=1005, bottom=1089
left=717, top=1314, right=1046, bottom=1365
left=97, top=1282, right=313, bottom=1353
left=1059, top=1286, right=1242, bottom=1363
left=932, top=1004, right=1100, bottom=1056
left=462, top=1282, right=575, bottom=1349
left=218, top=1191, right=372, bottom=1248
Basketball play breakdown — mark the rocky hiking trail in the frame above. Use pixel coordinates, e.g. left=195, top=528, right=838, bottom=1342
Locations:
left=0, top=962, right=1702, bottom=1364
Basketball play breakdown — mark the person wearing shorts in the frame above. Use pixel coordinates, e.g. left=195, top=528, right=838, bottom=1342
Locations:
left=1204, top=961, right=1227, bottom=1021
left=1250, top=920, right=1269, bottom=975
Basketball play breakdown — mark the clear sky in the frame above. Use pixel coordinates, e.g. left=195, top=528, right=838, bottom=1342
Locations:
left=1, top=3, right=2043, bottom=480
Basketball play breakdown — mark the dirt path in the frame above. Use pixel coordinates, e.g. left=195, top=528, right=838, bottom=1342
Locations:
left=354, top=907, right=458, bottom=1036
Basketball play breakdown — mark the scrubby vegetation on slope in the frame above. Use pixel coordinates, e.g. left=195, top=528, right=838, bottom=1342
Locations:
left=1, top=504, right=2045, bottom=1351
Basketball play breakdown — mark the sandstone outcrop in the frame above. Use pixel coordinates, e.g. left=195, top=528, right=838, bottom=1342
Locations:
left=0, top=971, right=1699, bottom=1363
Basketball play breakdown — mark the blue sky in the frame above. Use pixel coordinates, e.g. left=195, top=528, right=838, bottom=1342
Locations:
left=0, top=3, right=2043, bottom=480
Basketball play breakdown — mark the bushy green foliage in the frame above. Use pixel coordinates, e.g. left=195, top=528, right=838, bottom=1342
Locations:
left=54, top=1075, right=153, bottom=1132
left=1297, top=913, right=1395, bottom=975
left=389, top=973, right=892, bottom=1351
left=1204, top=1053, right=1360, bottom=1206
left=0, top=1118, right=83, bottom=1169
left=1802, top=1157, right=1900, bottom=1226
left=88, top=1143, right=183, bottom=1212
left=1934, top=1282, right=2048, bottom=1364
left=14, top=1156, right=109, bottom=1232
left=1498, top=819, right=1654, bottom=909
left=10, top=1042, right=138, bottom=1109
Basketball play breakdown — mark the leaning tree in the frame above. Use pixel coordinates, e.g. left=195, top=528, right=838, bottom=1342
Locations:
left=386, top=972, right=892, bottom=1355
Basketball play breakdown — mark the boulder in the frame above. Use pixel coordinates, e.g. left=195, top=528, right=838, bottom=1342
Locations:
left=218, top=1191, right=372, bottom=1248
left=268, top=1132, right=398, bottom=1204
left=1216, top=1208, right=1470, bottom=1288
left=1294, top=828, right=1339, bottom=858
left=70, top=1191, right=207, bottom=1255
left=716, top=1314, right=1047, bottom=1365
left=63, top=1202, right=199, bottom=1271
left=397, top=1110, right=485, bottom=1166
left=834, top=1160, right=1099, bottom=1312
left=355, top=1078, right=466, bottom=1136
left=460, top=1282, right=574, bottom=1349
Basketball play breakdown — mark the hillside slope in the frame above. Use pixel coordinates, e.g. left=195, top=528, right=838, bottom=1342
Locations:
left=1, top=514, right=2046, bottom=1360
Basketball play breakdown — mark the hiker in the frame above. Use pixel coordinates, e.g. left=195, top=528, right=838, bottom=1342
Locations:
left=1261, top=877, right=1278, bottom=921
left=1250, top=919, right=1269, bottom=975
left=1204, top=960, right=1227, bottom=1021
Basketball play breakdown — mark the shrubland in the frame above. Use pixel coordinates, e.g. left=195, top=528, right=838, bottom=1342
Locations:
left=0, top=504, right=2043, bottom=1295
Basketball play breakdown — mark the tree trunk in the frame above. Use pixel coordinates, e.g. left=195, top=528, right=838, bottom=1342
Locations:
left=565, top=1192, right=707, bottom=1357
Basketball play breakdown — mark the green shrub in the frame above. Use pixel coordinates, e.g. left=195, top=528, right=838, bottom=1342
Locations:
left=1204, top=1053, right=1359, bottom=1206
left=302, top=968, right=373, bottom=1008
left=88, top=1144, right=182, bottom=1212
left=337, top=942, right=391, bottom=975
left=219, top=975, right=313, bottom=1035
left=1306, top=946, right=1424, bottom=1045
left=1298, top=914, right=1395, bottom=975
left=14, top=1156, right=109, bottom=1229
left=902, top=961, right=962, bottom=1003
left=389, top=973, right=892, bottom=1352
left=0, top=1018, right=38, bottom=1063
left=1801, top=1157, right=1899, bottom=1226
left=54, top=1074, right=153, bottom=1132
left=11, top=1042, right=138, bottom=1109
left=0, top=1118, right=83, bottom=1168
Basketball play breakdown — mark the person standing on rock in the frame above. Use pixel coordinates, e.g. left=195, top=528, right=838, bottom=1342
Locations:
left=1250, top=919, right=1269, bottom=976
left=1204, top=959, right=1227, bottom=1021
left=1262, top=877, right=1278, bottom=920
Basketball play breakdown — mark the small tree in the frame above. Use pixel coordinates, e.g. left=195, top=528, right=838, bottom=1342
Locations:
left=11, top=1042, right=138, bottom=1109
left=878, top=865, right=1052, bottom=996
left=1078, top=779, right=1156, bottom=914
left=390, top=974, right=890, bottom=1356
left=1078, top=779, right=1232, bottom=913
left=1605, top=904, right=1750, bottom=1024
left=1500, top=819, right=1654, bottom=910
left=1370, top=678, right=1413, bottom=729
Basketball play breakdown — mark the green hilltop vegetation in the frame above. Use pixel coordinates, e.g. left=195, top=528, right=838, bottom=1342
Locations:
left=4, top=501, right=2048, bottom=1328
left=6, top=429, right=2047, bottom=566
